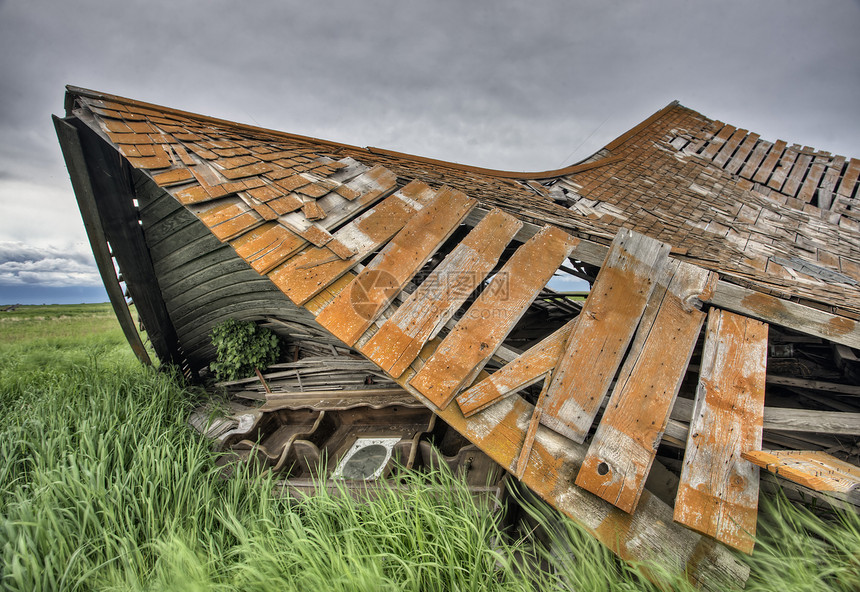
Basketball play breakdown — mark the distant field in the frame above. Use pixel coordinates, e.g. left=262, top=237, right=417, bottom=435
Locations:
left=0, top=302, right=121, bottom=343
left=0, top=305, right=857, bottom=591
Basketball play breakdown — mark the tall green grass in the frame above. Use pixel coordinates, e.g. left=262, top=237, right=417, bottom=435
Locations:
left=0, top=306, right=857, bottom=591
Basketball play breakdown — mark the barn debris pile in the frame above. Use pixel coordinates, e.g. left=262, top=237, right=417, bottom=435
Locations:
left=56, top=86, right=860, bottom=590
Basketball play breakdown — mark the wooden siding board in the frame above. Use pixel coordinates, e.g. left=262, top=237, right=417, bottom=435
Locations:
left=540, top=229, right=671, bottom=444
left=575, top=261, right=713, bottom=513
left=674, top=309, right=768, bottom=554
left=456, top=317, right=576, bottom=417
left=361, top=208, right=521, bottom=377
left=409, top=226, right=579, bottom=409
left=316, top=188, right=477, bottom=346
left=269, top=181, right=437, bottom=305
left=741, top=450, right=860, bottom=499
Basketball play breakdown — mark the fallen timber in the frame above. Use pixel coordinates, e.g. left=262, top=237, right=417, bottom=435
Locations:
left=56, top=86, right=860, bottom=590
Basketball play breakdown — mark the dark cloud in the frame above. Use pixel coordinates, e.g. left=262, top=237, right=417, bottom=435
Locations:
left=1, top=0, right=859, bottom=294
left=0, top=242, right=100, bottom=287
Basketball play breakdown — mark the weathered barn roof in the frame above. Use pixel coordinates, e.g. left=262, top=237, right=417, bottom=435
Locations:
left=54, top=86, right=860, bottom=590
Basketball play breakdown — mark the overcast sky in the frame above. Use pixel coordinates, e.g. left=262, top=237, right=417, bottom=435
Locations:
left=1, top=0, right=859, bottom=303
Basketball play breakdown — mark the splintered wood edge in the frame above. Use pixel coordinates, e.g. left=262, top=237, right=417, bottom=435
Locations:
left=302, top=255, right=748, bottom=591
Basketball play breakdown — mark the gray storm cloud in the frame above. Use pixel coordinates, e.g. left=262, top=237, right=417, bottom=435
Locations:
left=0, top=242, right=100, bottom=287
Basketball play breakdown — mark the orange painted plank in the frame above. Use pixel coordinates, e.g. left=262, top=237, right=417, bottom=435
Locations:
left=295, top=250, right=748, bottom=589
left=575, top=261, right=714, bottom=513
left=315, top=188, right=476, bottom=346
left=456, top=317, right=576, bottom=417
left=361, top=209, right=521, bottom=378
left=741, top=450, right=860, bottom=496
left=230, top=222, right=306, bottom=274
left=540, top=229, right=671, bottom=444
left=268, top=181, right=437, bottom=305
left=674, top=309, right=768, bottom=555
left=409, top=226, right=579, bottom=409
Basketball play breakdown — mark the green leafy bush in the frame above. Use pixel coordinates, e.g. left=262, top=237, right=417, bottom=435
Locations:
left=209, top=318, right=281, bottom=381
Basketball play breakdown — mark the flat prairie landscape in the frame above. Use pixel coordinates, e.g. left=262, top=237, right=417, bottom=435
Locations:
left=0, top=304, right=857, bottom=591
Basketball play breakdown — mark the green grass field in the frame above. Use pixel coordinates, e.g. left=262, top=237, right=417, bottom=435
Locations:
left=0, top=304, right=857, bottom=591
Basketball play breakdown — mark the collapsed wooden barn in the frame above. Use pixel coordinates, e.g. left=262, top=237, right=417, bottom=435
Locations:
left=55, top=86, right=860, bottom=589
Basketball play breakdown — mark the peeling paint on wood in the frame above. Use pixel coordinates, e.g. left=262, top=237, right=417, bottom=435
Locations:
left=576, top=261, right=713, bottom=513
left=674, top=309, right=768, bottom=554
left=541, top=229, right=671, bottom=443
left=741, top=450, right=860, bottom=501
left=316, top=187, right=476, bottom=346
left=409, top=226, right=579, bottom=410
left=456, top=317, right=576, bottom=417
left=361, top=208, right=521, bottom=377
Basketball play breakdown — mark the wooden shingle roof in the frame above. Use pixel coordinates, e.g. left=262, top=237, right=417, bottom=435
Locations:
left=62, top=86, right=860, bottom=322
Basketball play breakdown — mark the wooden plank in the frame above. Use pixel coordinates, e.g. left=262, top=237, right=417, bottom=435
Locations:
left=671, top=397, right=860, bottom=435
left=540, top=229, right=671, bottom=443
left=230, top=222, right=306, bottom=274
left=361, top=209, right=521, bottom=378
left=836, top=157, right=860, bottom=198
left=752, top=139, right=787, bottom=184
left=724, top=133, right=760, bottom=176
left=575, top=261, right=713, bottom=513
left=739, top=139, right=771, bottom=179
left=409, top=226, right=579, bottom=409
left=764, top=374, right=860, bottom=396
left=296, top=256, right=750, bottom=590
left=268, top=181, right=437, bottom=305
left=456, top=317, right=576, bottom=417
left=767, top=144, right=799, bottom=191
left=797, top=160, right=826, bottom=203
left=315, top=188, right=476, bottom=346
left=674, top=309, right=768, bottom=554
left=53, top=116, right=152, bottom=366
left=782, top=150, right=813, bottom=197
left=818, top=155, right=844, bottom=210
left=707, top=280, right=860, bottom=349
left=700, top=124, right=736, bottom=160
left=712, top=128, right=747, bottom=168
left=741, top=450, right=859, bottom=502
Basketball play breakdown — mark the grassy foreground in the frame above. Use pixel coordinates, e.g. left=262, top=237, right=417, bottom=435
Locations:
left=0, top=304, right=858, bottom=591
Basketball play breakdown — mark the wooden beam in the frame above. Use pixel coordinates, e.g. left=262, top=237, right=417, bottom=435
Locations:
left=674, top=309, right=768, bottom=554
left=362, top=208, right=522, bottom=378
left=53, top=116, right=152, bottom=366
left=575, top=261, right=712, bottom=513
left=742, top=450, right=860, bottom=507
left=540, top=229, right=671, bottom=443
left=409, top=226, right=579, bottom=409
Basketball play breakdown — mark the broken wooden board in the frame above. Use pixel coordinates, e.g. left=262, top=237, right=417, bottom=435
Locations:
left=315, top=187, right=476, bottom=346
left=540, top=229, right=671, bottom=443
left=575, top=261, right=714, bottom=513
left=269, top=181, right=437, bottom=305
left=674, top=309, right=768, bottom=554
left=230, top=222, right=306, bottom=274
left=361, top=208, right=522, bottom=378
left=456, top=317, right=577, bottom=417
left=742, top=450, right=860, bottom=506
left=292, top=258, right=751, bottom=590
left=409, top=226, right=579, bottom=410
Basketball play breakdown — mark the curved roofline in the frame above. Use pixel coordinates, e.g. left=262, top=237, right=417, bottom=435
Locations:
left=64, top=85, right=676, bottom=181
